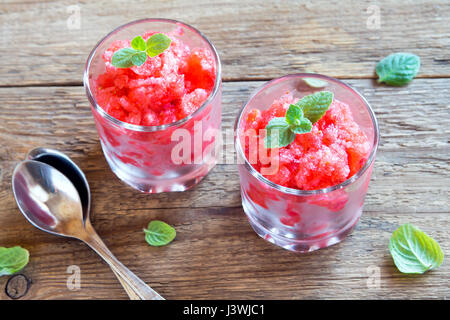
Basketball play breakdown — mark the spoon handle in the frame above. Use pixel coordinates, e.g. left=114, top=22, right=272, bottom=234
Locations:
left=83, top=223, right=164, bottom=300
left=112, top=269, right=142, bottom=300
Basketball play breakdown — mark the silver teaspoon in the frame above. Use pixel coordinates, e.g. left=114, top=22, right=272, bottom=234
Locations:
left=12, top=160, right=163, bottom=300
left=26, top=147, right=142, bottom=299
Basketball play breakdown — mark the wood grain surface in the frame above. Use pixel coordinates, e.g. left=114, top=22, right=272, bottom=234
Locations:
left=0, top=0, right=449, bottom=85
left=0, top=0, right=449, bottom=300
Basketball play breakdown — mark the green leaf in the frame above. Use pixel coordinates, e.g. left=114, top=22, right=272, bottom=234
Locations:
left=304, top=78, right=328, bottom=88
left=291, top=117, right=312, bottom=134
left=0, top=246, right=29, bottom=276
left=285, top=104, right=303, bottom=126
left=376, top=53, right=420, bottom=86
left=146, top=33, right=171, bottom=58
left=264, top=117, right=295, bottom=148
left=130, top=36, right=146, bottom=51
left=296, top=91, right=333, bottom=124
left=263, top=91, right=331, bottom=148
left=389, top=224, right=444, bottom=274
left=111, top=34, right=171, bottom=68
left=131, top=51, right=148, bottom=67
left=111, top=48, right=138, bottom=68
left=144, top=221, right=176, bottom=247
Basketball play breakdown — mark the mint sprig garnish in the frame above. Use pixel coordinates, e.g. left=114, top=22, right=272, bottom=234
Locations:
left=145, top=33, right=172, bottom=57
left=131, top=35, right=146, bottom=51
left=265, top=118, right=296, bottom=148
left=297, top=91, right=333, bottom=124
left=111, top=33, right=172, bottom=68
left=389, top=224, right=444, bottom=274
left=144, top=220, right=176, bottom=247
left=264, top=91, right=333, bottom=148
left=376, top=53, right=420, bottom=86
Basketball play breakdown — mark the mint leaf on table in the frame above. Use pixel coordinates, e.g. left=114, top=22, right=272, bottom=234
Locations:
left=389, top=224, right=444, bottom=274
left=0, top=246, right=29, bottom=276
left=304, top=78, right=328, bottom=88
left=376, top=53, right=420, bottom=86
left=146, top=33, right=172, bottom=57
left=144, top=221, right=176, bottom=247
left=111, top=33, right=171, bottom=68
left=264, top=91, right=333, bottom=148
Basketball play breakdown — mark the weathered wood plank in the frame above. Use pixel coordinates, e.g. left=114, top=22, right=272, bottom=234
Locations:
left=0, top=0, right=449, bottom=85
left=0, top=79, right=448, bottom=299
left=0, top=80, right=448, bottom=214
left=0, top=208, right=448, bottom=299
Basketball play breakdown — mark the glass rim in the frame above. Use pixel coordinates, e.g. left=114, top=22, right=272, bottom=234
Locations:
left=83, top=18, right=222, bottom=132
left=234, top=73, right=380, bottom=196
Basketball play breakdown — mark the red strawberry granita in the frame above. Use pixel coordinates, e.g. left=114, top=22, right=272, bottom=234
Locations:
left=94, top=28, right=216, bottom=126
left=85, top=19, right=221, bottom=193
left=242, top=93, right=370, bottom=190
left=235, top=74, right=379, bottom=252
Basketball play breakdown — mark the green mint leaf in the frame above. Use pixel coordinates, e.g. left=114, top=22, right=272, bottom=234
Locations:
left=285, top=104, right=304, bottom=126
left=304, top=78, right=328, bottom=88
left=130, top=36, right=146, bottom=51
left=376, top=52, right=420, bottom=86
left=291, top=117, right=312, bottom=134
left=111, top=48, right=139, bottom=68
left=0, top=246, right=29, bottom=276
left=111, top=34, right=171, bottom=69
left=389, top=224, right=444, bottom=274
left=131, top=51, right=148, bottom=67
left=146, top=33, right=171, bottom=58
left=263, top=91, right=332, bottom=149
left=296, top=91, right=333, bottom=124
left=264, top=117, right=295, bottom=148
left=144, top=220, right=176, bottom=247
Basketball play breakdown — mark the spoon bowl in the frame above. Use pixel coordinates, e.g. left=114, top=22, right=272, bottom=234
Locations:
left=12, top=160, right=85, bottom=238
left=26, top=147, right=91, bottom=219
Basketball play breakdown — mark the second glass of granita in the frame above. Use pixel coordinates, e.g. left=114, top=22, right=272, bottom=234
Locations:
left=84, top=19, right=221, bottom=193
left=235, top=74, right=379, bottom=252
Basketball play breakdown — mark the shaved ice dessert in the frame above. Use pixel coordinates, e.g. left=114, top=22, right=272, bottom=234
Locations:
left=95, top=28, right=216, bottom=126
left=242, top=93, right=370, bottom=190
left=85, top=19, right=221, bottom=193
left=235, top=74, right=378, bottom=252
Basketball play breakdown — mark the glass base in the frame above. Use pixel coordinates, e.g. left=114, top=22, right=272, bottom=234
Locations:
left=244, top=205, right=361, bottom=253
left=103, top=149, right=217, bottom=193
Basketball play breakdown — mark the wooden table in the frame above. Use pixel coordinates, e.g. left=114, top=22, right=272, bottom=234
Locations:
left=0, top=0, right=449, bottom=300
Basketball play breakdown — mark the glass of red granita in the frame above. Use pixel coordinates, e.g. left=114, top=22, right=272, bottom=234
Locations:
left=84, top=19, right=221, bottom=193
left=235, top=74, right=379, bottom=252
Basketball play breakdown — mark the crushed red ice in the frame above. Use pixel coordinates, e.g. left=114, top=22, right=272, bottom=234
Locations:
left=94, top=29, right=216, bottom=126
left=243, top=94, right=370, bottom=190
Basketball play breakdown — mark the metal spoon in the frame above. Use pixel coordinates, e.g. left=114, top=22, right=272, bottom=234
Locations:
left=26, top=147, right=144, bottom=300
left=26, top=148, right=91, bottom=221
left=12, top=159, right=163, bottom=300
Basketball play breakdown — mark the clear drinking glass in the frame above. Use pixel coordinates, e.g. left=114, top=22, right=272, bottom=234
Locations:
left=235, top=74, right=379, bottom=252
left=84, top=19, right=222, bottom=193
